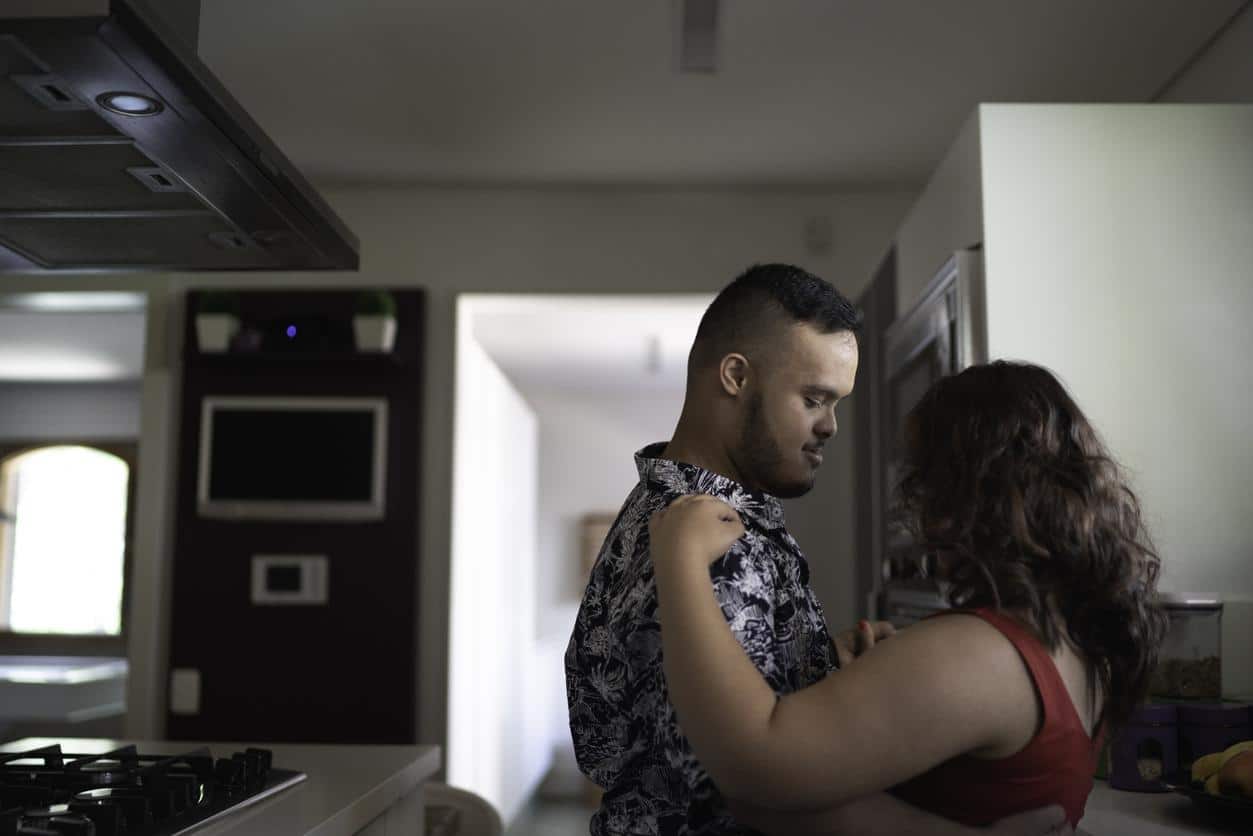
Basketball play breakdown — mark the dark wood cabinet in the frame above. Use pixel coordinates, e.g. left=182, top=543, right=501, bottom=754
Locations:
left=166, top=289, right=425, bottom=744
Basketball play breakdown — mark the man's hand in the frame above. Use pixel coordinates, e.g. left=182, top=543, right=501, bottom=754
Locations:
left=832, top=619, right=896, bottom=667
left=985, top=805, right=1073, bottom=836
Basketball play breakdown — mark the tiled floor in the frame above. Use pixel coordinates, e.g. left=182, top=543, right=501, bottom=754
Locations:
left=504, top=798, right=593, bottom=836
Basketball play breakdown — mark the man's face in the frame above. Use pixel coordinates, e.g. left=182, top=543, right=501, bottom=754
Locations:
left=735, top=324, right=858, bottom=498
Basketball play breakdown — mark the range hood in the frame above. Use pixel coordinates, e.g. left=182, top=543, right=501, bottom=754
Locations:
left=0, top=0, right=359, bottom=272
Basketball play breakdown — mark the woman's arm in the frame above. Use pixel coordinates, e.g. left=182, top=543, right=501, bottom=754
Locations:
left=649, top=495, right=1030, bottom=811
left=731, top=795, right=975, bottom=836
left=730, top=797, right=1073, bottom=836
left=733, top=794, right=987, bottom=835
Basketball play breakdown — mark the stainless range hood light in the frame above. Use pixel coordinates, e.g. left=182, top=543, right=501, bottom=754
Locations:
left=0, top=0, right=359, bottom=272
left=97, top=91, right=163, bottom=115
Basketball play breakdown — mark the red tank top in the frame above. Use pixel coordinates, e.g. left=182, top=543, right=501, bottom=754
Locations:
left=889, top=608, right=1105, bottom=827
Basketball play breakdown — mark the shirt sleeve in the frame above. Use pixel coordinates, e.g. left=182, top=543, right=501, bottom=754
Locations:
left=708, top=530, right=785, bottom=690
left=654, top=530, right=786, bottom=800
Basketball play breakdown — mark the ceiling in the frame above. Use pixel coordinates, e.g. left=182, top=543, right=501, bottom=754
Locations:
left=469, top=295, right=712, bottom=392
left=196, top=0, right=1245, bottom=187
left=2, top=3, right=1242, bottom=382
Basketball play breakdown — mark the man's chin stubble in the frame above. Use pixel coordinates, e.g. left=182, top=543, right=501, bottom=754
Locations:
left=769, top=476, right=816, bottom=499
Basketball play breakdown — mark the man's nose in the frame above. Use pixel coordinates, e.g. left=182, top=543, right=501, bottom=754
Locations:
left=815, top=409, right=836, bottom=439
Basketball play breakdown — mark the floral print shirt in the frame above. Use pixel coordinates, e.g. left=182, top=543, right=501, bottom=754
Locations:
left=565, top=443, right=838, bottom=836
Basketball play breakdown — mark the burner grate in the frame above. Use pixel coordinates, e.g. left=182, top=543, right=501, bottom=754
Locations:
left=0, top=744, right=301, bottom=836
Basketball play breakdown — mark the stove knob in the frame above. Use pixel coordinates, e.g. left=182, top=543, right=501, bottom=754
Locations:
left=231, top=752, right=254, bottom=792
left=167, top=775, right=197, bottom=812
left=246, top=748, right=272, bottom=775
left=243, top=750, right=267, bottom=791
left=215, top=757, right=246, bottom=793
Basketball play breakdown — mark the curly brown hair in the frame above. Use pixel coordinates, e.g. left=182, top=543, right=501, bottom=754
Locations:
left=896, top=361, right=1167, bottom=733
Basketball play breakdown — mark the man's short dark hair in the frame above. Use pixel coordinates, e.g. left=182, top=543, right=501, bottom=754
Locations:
left=689, top=263, right=863, bottom=373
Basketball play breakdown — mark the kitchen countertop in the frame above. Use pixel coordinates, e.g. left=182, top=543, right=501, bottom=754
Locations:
left=0, top=657, right=127, bottom=723
left=0, top=736, right=441, bottom=836
left=1081, top=779, right=1250, bottom=835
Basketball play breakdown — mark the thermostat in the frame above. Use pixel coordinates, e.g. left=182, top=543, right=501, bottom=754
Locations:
left=251, top=554, right=328, bottom=605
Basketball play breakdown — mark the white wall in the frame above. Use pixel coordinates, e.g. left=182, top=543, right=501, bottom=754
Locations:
left=125, top=287, right=181, bottom=740
left=526, top=386, right=684, bottom=638
left=1159, top=6, right=1253, bottom=103
left=0, top=383, right=142, bottom=440
left=448, top=302, right=544, bottom=825
left=893, top=111, right=984, bottom=316
left=149, top=186, right=913, bottom=755
left=980, top=104, right=1253, bottom=695
left=520, top=385, right=683, bottom=798
left=891, top=2, right=1253, bottom=318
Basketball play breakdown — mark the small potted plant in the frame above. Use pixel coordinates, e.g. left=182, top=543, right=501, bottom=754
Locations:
left=195, top=290, right=240, bottom=352
left=353, top=289, right=398, bottom=353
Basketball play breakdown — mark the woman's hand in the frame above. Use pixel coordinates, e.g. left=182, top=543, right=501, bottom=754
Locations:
left=649, top=494, right=746, bottom=569
left=832, top=620, right=898, bottom=667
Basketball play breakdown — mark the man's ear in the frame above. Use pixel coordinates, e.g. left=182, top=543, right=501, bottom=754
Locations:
left=718, top=353, right=750, bottom=398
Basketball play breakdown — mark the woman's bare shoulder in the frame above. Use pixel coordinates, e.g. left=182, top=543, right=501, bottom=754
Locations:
left=889, top=612, right=1041, bottom=756
left=875, top=614, right=1035, bottom=706
left=895, top=611, right=1020, bottom=653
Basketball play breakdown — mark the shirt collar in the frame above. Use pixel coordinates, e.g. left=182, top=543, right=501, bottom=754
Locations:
left=635, top=441, right=788, bottom=532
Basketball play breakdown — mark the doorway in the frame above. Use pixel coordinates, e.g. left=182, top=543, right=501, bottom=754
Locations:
left=447, top=293, right=710, bottom=829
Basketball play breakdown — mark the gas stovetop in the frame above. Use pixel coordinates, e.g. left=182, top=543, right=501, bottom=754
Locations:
left=0, top=743, right=306, bottom=836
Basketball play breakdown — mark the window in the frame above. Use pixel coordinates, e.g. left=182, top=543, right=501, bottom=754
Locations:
left=0, top=443, right=134, bottom=652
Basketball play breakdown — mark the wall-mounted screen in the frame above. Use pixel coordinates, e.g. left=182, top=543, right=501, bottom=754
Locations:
left=197, top=396, right=387, bottom=520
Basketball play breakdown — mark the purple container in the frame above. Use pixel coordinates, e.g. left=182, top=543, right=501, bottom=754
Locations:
left=1110, top=703, right=1177, bottom=792
left=1177, top=702, right=1252, bottom=774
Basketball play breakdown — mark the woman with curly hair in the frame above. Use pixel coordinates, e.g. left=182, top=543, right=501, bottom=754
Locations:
left=649, top=361, right=1168, bottom=833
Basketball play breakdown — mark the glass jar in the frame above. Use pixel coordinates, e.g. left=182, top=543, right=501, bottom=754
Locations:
left=1149, top=596, right=1222, bottom=700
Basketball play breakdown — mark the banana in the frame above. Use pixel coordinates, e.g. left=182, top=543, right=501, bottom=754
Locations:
left=1222, top=740, right=1253, bottom=759
left=1192, top=741, right=1253, bottom=785
left=1218, top=749, right=1253, bottom=798
left=1206, top=773, right=1222, bottom=795
left=1192, top=751, right=1226, bottom=782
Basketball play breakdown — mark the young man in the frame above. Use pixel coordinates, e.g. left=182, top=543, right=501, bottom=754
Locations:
left=565, top=264, right=1071, bottom=836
